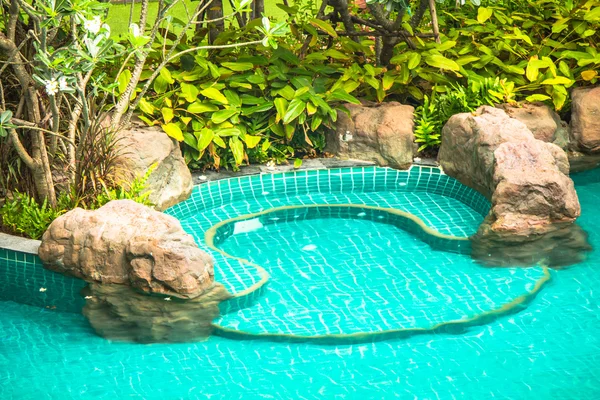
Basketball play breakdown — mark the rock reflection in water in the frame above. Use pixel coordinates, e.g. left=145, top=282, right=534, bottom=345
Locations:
left=471, top=223, right=592, bottom=268
left=82, top=283, right=231, bottom=343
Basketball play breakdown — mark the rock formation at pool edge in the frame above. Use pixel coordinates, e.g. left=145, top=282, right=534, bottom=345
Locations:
left=38, top=200, right=215, bottom=299
left=439, top=106, right=580, bottom=241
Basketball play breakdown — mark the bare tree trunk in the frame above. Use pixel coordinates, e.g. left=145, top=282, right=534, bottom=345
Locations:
left=208, top=0, right=224, bottom=44
left=253, top=0, right=264, bottom=19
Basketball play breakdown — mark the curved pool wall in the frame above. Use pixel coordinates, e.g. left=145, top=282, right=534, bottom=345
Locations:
left=3, top=166, right=600, bottom=398
left=165, top=165, right=491, bottom=313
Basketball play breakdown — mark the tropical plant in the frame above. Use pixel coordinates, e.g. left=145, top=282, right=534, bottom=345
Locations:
left=413, top=77, right=512, bottom=152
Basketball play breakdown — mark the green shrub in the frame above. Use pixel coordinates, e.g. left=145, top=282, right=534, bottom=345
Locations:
left=0, top=169, right=154, bottom=239
left=0, top=192, right=65, bottom=239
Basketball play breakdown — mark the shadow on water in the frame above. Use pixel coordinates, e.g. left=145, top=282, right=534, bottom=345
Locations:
left=470, top=223, right=592, bottom=268
left=81, top=283, right=231, bottom=343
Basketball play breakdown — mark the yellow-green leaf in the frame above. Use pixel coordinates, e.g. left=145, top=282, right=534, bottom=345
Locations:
left=541, top=76, right=573, bottom=85
left=583, top=7, right=600, bottom=22
left=118, top=69, right=131, bottom=95
left=221, top=62, right=254, bottom=71
left=526, top=57, right=539, bottom=82
left=139, top=98, right=155, bottom=115
left=229, top=137, right=244, bottom=166
left=283, top=99, right=306, bottom=124
left=200, top=87, right=228, bottom=104
left=309, top=18, right=338, bottom=38
left=425, top=55, right=460, bottom=71
left=212, top=135, right=226, bottom=148
left=187, top=102, right=219, bottom=114
left=324, top=49, right=350, bottom=60
left=525, top=94, right=551, bottom=102
left=161, top=107, right=174, bottom=123
left=581, top=70, right=598, bottom=81
left=196, top=128, right=214, bottom=151
left=477, top=7, right=493, bottom=24
left=211, top=109, right=238, bottom=124
left=161, top=123, right=183, bottom=141
left=243, top=134, right=262, bottom=149
left=159, top=68, right=174, bottom=84
left=407, top=53, right=421, bottom=69
left=180, top=83, right=199, bottom=103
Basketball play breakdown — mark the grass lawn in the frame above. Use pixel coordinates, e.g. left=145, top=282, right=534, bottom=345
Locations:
left=106, top=1, right=291, bottom=37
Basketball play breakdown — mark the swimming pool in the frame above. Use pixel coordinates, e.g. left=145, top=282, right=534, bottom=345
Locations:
left=1, top=166, right=599, bottom=399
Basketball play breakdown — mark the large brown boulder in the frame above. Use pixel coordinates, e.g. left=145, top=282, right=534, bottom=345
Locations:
left=115, top=121, right=192, bottom=211
left=439, top=106, right=580, bottom=239
left=39, top=200, right=214, bottom=299
left=571, top=86, right=600, bottom=153
left=326, top=101, right=414, bottom=169
left=497, top=102, right=569, bottom=149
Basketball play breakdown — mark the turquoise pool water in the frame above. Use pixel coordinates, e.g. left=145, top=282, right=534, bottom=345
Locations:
left=1, top=166, right=599, bottom=399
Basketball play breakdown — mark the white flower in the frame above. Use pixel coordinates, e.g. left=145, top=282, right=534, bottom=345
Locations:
left=58, top=76, right=69, bottom=91
left=129, top=23, right=141, bottom=38
left=84, top=16, right=102, bottom=34
left=45, top=79, right=59, bottom=96
left=262, top=16, right=270, bottom=32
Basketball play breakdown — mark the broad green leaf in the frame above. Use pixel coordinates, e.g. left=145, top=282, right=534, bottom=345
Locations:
left=283, top=99, right=306, bottom=124
left=382, top=73, right=395, bottom=90
left=436, top=41, right=456, bottom=52
left=324, top=49, right=350, bottom=60
left=211, top=109, right=239, bottom=124
left=407, top=53, right=421, bottom=69
left=216, top=127, right=241, bottom=136
left=212, top=135, right=226, bottom=148
left=222, top=62, right=254, bottom=71
left=558, top=61, right=571, bottom=77
left=229, top=137, right=244, bottom=166
left=294, top=158, right=302, bottom=169
left=425, top=55, right=460, bottom=71
left=161, top=107, right=174, bottom=123
left=327, top=89, right=361, bottom=104
left=153, top=75, right=168, bottom=94
left=187, top=102, right=219, bottom=113
left=161, top=123, right=183, bottom=141
left=200, top=87, right=228, bottom=104
left=274, top=97, right=289, bottom=123
left=180, top=83, right=199, bottom=103
left=456, top=55, right=480, bottom=66
left=309, top=18, right=338, bottom=38
left=477, top=7, right=493, bottom=24
left=196, top=128, right=214, bottom=151
left=306, top=102, right=317, bottom=115
left=310, top=115, right=323, bottom=131
left=262, top=140, right=271, bottom=152
left=159, top=68, right=174, bottom=84
left=584, top=7, right=600, bottom=22
left=243, top=134, right=262, bottom=149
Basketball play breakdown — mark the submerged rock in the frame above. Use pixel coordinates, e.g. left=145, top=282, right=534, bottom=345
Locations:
left=471, top=223, right=591, bottom=268
left=114, top=121, right=192, bottom=211
left=439, top=106, right=580, bottom=240
left=82, top=283, right=230, bottom=343
left=39, top=200, right=214, bottom=299
left=326, top=101, right=414, bottom=169
left=571, top=86, right=600, bottom=154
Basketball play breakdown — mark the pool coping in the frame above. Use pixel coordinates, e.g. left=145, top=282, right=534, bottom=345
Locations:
left=0, top=232, right=40, bottom=254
